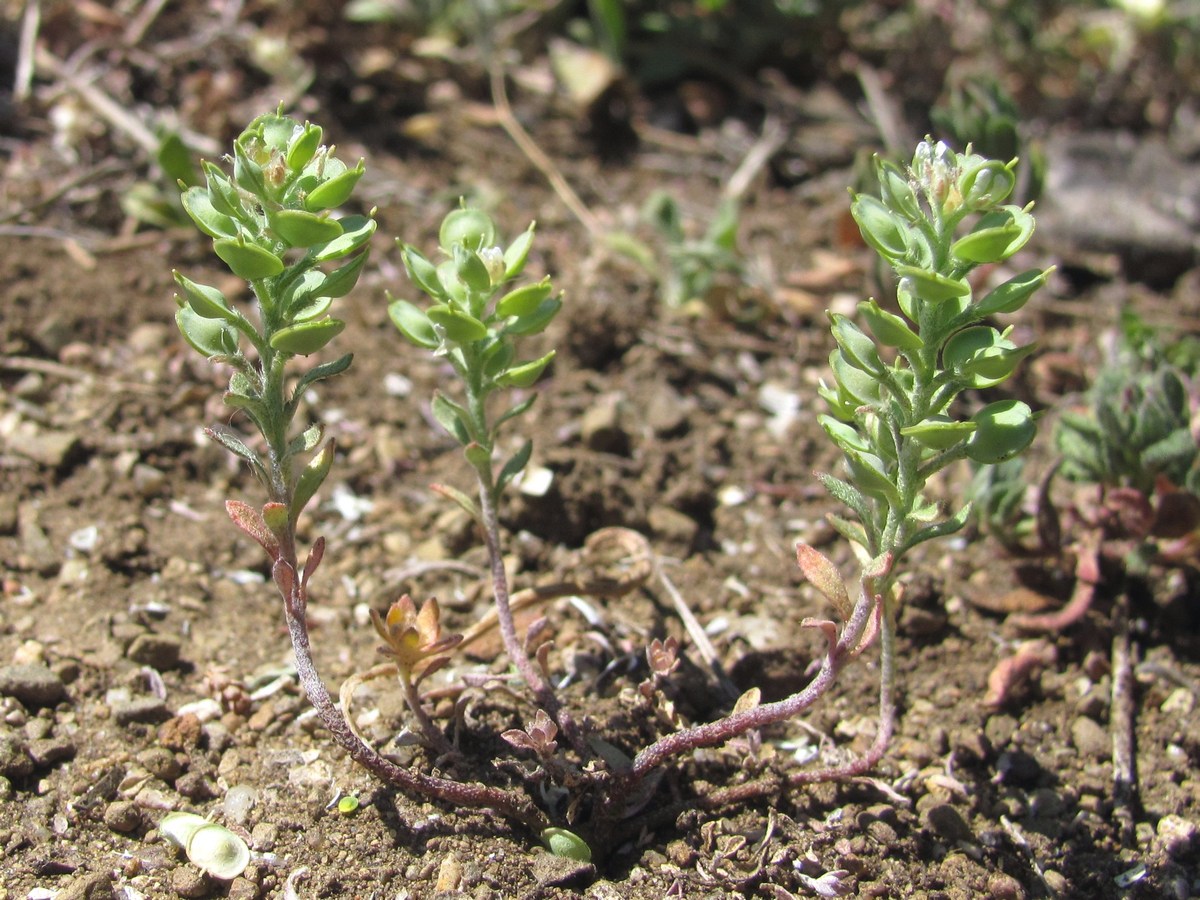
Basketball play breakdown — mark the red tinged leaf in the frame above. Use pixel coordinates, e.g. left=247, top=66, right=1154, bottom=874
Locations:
left=796, top=543, right=851, bottom=621
left=226, top=499, right=279, bottom=558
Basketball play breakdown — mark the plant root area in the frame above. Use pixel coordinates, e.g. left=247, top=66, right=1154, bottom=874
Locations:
left=1, top=3, right=1198, bottom=898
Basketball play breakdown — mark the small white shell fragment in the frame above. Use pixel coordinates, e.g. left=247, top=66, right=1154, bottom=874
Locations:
left=160, top=811, right=250, bottom=880
left=516, top=464, right=554, bottom=497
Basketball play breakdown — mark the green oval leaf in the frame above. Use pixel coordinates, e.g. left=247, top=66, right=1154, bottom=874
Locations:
left=858, top=298, right=922, bottom=351
left=269, top=318, right=345, bottom=355
left=496, top=279, right=553, bottom=318
left=541, top=827, right=592, bottom=863
left=304, top=163, right=364, bottom=211
left=388, top=299, right=439, bottom=349
left=176, top=306, right=238, bottom=358
left=213, top=239, right=284, bottom=280
left=427, top=304, right=489, bottom=343
left=312, top=215, right=376, bottom=262
left=181, top=187, right=238, bottom=239
left=967, top=399, right=1036, bottom=464
left=269, top=208, right=343, bottom=248
left=496, top=350, right=556, bottom=389
left=173, top=272, right=231, bottom=320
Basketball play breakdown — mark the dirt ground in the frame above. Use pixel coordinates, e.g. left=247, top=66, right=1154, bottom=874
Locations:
left=1, top=2, right=1199, bottom=898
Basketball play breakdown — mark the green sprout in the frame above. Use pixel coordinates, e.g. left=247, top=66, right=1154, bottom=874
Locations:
left=388, top=204, right=568, bottom=729
left=174, top=111, right=549, bottom=836
left=797, top=137, right=1049, bottom=774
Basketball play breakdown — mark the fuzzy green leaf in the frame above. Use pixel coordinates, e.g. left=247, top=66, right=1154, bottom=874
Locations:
left=269, top=318, right=345, bottom=355
left=495, top=350, right=555, bottom=389
left=214, top=239, right=284, bottom=280
left=388, top=298, right=439, bottom=349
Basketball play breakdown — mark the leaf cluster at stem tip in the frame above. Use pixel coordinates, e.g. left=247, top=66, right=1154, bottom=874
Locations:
left=820, top=137, right=1050, bottom=564
left=173, top=108, right=374, bottom=525
left=388, top=204, right=563, bottom=513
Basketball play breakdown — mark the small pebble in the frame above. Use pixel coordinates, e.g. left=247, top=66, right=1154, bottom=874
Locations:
left=27, top=737, right=76, bottom=768
left=125, top=634, right=182, bottom=671
left=250, top=821, right=277, bottom=851
left=175, top=770, right=216, bottom=801
left=170, top=864, right=211, bottom=898
left=1069, top=716, right=1109, bottom=760
left=137, top=747, right=183, bottom=782
left=0, top=664, right=67, bottom=708
left=1156, top=814, right=1198, bottom=858
left=1042, top=870, right=1068, bottom=894
left=103, top=800, right=142, bottom=834
left=1161, top=687, right=1194, bottom=715
left=923, top=803, right=973, bottom=843
left=111, top=697, right=170, bottom=726
left=0, top=733, right=33, bottom=779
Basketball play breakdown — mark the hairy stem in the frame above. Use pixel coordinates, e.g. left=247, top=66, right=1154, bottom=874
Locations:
left=476, top=481, right=584, bottom=753
left=277, top=550, right=549, bottom=834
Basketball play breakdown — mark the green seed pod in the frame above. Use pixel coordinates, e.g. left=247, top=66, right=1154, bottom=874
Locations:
left=495, top=350, right=556, bottom=389
left=975, top=268, right=1050, bottom=317
left=286, top=123, right=322, bottom=171
left=503, top=224, right=536, bottom=278
left=851, top=194, right=910, bottom=262
left=293, top=441, right=335, bottom=519
left=440, top=207, right=497, bottom=252
left=829, top=313, right=884, bottom=376
left=269, top=208, right=343, bottom=248
left=950, top=206, right=1034, bottom=265
left=876, top=159, right=921, bottom=221
left=174, top=272, right=232, bottom=320
left=858, top=298, right=923, bottom=351
left=304, top=162, right=364, bottom=211
left=388, top=298, right=440, bottom=349
left=505, top=297, right=562, bottom=336
left=496, top=279, right=554, bottom=318
left=400, top=244, right=445, bottom=299
left=541, top=827, right=592, bottom=862
left=312, top=215, right=376, bottom=262
left=175, top=306, right=238, bottom=358
left=181, top=188, right=238, bottom=239
left=894, top=266, right=970, bottom=304
left=967, top=399, right=1036, bottom=464
left=454, top=244, right=493, bottom=293
left=958, top=159, right=1016, bottom=209
left=900, top=415, right=976, bottom=450
left=213, top=239, right=284, bottom=281
left=426, top=304, right=489, bottom=343
left=269, top=318, right=345, bottom=355
left=317, top=251, right=369, bottom=300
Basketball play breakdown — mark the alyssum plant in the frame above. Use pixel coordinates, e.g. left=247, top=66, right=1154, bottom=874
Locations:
left=174, top=116, right=1047, bottom=861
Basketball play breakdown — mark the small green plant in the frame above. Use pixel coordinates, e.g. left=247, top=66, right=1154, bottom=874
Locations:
left=174, top=121, right=1048, bottom=863
left=610, top=190, right=751, bottom=316
left=797, top=137, right=1048, bottom=770
left=174, top=110, right=548, bottom=832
